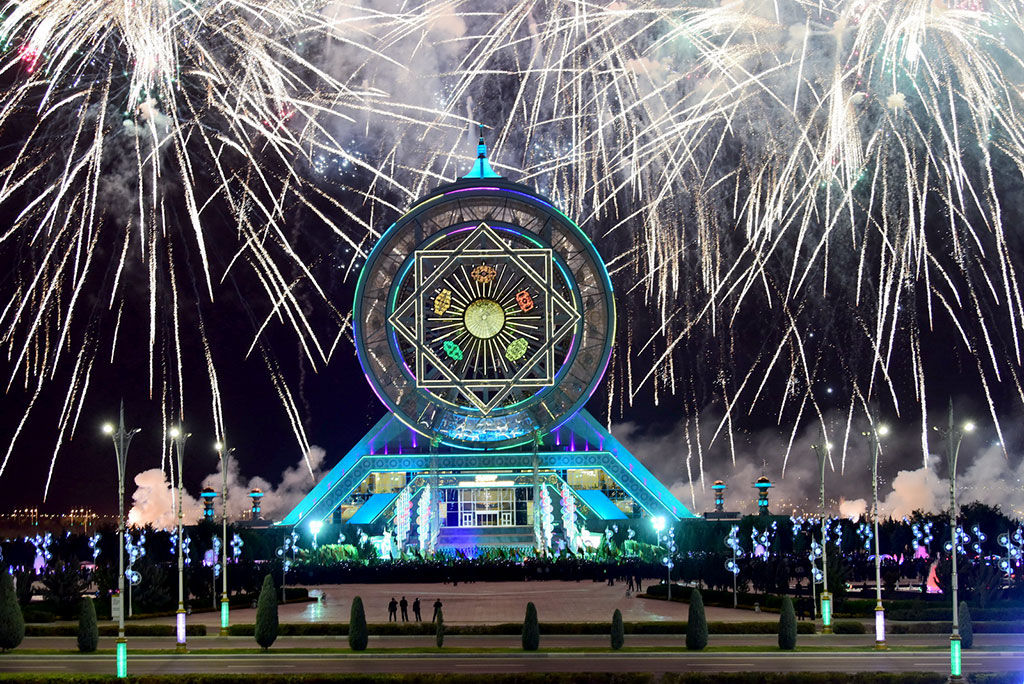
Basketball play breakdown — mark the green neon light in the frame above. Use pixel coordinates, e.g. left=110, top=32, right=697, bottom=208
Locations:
left=116, top=639, right=127, bottom=678
left=821, top=594, right=832, bottom=626
left=950, top=637, right=961, bottom=677
left=221, top=600, right=230, bottom=629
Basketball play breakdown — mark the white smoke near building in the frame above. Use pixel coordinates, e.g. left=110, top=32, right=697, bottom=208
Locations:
left=127, top=446, right=326, bottom=528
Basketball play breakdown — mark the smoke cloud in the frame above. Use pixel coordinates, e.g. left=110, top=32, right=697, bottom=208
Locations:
left=127, top=446, right=326, bottom=528
left=615, top=412, right=1024, bottom=520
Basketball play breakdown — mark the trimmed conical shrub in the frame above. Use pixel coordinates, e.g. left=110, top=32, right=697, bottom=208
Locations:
left=685, top=588, right=707, bottom=651
left=435, top=608, right=444, bottom=648
left=0, top=571, right=25, bottom=652
left=778, top=596, right=797, bottom=650
left=76, top=598, right=98, bottom=652
left=349, top=596, right=368, bottom=651
left=522, top=601, right=540, bottom=651
left=254, top=574, right=278, bottom=650
left=960, top=601, right=973, bottom=649
left=610, top=608, right=624, bottom=650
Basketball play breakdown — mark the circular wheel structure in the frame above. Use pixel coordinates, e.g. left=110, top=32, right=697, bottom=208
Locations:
left=354, top=176, right=615, bottom=449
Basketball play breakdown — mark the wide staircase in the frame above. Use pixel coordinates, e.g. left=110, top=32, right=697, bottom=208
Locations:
left=435, top=525, right=535, bottom=550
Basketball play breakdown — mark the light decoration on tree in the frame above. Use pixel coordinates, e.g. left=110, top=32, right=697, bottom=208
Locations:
left=211, top=535, right=222, bottom=578
left=809, top=539, right=824, bottom=584
left=997, top=529, right=1023, bottom=577
left=124, top=530, right=145, bottom=587
left=970, top=525, right=986, bottom=556
left=944, top=526, right=970, bottom=555
left=88, top=533, right=101, bottom=563
left=394, top=488, right=412, bottom=552
left=538, top=487, right=554, bottom=551
left=231, top=533, right=244, bottom=560
left=25, top=532, right=53, bottom=571
left=790, top=515, right=805, bottom=540
left=416, top=484, right=432, bottom=555
left=559, top=483, right=579, bottom=552
left=857, top=522, right=873, bottom=551
left=724, top=525, right=743, bottom=575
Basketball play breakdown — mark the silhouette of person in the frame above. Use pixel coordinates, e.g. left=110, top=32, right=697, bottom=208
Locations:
left=432, top=598, right=443, bottom=623
left=413, top=597, right=422, bottom=622
left=399, top=596, right=409, bottom=622
left=388, top=597, right=398, bottom=622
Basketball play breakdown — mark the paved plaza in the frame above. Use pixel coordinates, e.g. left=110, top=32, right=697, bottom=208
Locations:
left=141, top=581, right=778, bottom=627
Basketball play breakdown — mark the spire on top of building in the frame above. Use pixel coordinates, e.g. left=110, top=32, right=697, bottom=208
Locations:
left=462, top=124, right=502, bottom=179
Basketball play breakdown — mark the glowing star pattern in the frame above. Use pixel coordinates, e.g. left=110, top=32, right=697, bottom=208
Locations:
left=388, top=221, right=581, bottom=415
left=442, top=340, right=464, bottom=361
left=433, top=289, right=452, bottom=316
left=515, top=290, right=534, bottom=312
left=505, top=338, right=528, bottom=361
left=470, top=263, right=497, bottom=283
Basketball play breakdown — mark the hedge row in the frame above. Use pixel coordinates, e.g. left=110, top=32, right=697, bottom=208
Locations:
left=889, top=621, right=1024, bottom=634
left=226, top=621, right=816, bottom=637
left=888, top=607, right=1020, bottom=622
left=25, top=624, right=207, bottom=637
left=0, top=672, right=1010, bottom=684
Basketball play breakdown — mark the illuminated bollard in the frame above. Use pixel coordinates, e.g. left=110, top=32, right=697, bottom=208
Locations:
left=221, top=597, right=230, bottom=632
left=116, top=637, right=127, bottom=678
left=176, top=608, right=187, bottom=652
left=950, top=634, right=962, bottom=680
left=874, top=603, right=887, bottom=650
left=820, top=591, right=832, bottom=634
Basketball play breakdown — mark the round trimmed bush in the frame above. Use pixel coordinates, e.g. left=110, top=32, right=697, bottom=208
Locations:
left=778, top=596, right=797, bottom=650
left=522, top=602, right=540, bottom=651
left=254, top=574, right=278, bottom=650
left=611, top=608, right=624, bottom=650
left=960, top=601, right=973, bottom=649
left=349, top=596, right=368, bottom=651
left=0, top=571, right=25, bottom=652
left=76, top=598, right=98, bottom=652
left=686, top=589, right=708, bottom=651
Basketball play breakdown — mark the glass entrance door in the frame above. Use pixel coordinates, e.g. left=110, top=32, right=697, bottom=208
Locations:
left=457, top=487, right=515, bottom=527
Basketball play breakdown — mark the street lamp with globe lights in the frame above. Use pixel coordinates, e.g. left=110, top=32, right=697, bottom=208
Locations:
left=810, top=438, right=834, bottom=634
left=213, top=440, right=234, bottom=635
left=310, top=519, right=323, bottom=550
left=861, top=422, right=890, bottom=650
left=102, top=401, right=139, bottom=678
left=168, top=425, right=190, bottom=652
left=933, top=402, right=976, bottom=683
left=651, top=516, right=675, bottom=601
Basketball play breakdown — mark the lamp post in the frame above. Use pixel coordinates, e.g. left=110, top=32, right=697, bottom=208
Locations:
left=102, top=401, right=139, bottom=678
left=214, top=441, right=234, bottom=636
left=811, top=440, right=833, bottom=634
left=862, top=422, right=889, bottom=650
left=169, top=425, right=190, bottom=653
left=933, top=402, right=975, bottom=683
left=652, top=516, right=673, bottom=601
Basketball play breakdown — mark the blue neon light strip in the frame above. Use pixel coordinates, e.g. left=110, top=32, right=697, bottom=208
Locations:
left=576, top=489, right=628, bottom=520
left=347, top=493, right=398, bottom=525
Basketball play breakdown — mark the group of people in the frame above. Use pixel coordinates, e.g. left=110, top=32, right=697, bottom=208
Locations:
left=387, top=596, right=444, bottom=622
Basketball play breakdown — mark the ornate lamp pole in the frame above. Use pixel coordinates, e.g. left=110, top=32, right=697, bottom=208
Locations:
left=102, top=401, right=139, bottom=678
left=214, top=441, right=234, bottom=636
left=168, top=425, right=190, bottom=652
left=811, top=439, right=833, bottom=634
left=862, top=422, right=889, bottom=650
left=933, top=402, right=975, bottom=683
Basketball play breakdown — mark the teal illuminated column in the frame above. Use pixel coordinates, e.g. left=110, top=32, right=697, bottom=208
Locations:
left=116, top=638, right=127, bottom=678
left=820, top=591, right=832, bottom=632
left=754, top=476, right=773, bottom=515
left=950, top=633, right=962, bottom=679
left=712, top=480, right=726, bottom=512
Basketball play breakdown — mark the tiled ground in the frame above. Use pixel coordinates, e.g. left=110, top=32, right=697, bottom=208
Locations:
left=156, top=581, right=778, bottom=626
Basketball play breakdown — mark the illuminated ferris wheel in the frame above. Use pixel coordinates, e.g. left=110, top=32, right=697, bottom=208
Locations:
left=353, top=141, right=615, bottom=448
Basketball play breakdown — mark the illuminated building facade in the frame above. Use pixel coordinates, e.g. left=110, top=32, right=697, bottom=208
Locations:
left=283, top=134, right=691, bottom=552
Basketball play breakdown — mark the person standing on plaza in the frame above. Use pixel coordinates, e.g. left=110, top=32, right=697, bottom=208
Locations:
left=432, top=598, right=443, bottom=623
left=399, top=596, right=409, bottom=622
left=388, top=597, right=398, bottom=622
left=413, top=597, right=422, bottom=622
